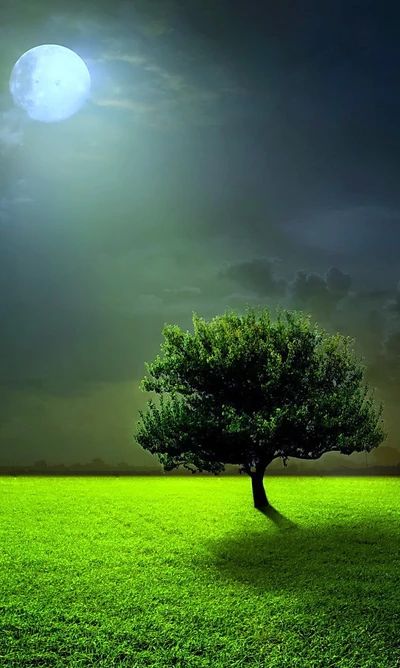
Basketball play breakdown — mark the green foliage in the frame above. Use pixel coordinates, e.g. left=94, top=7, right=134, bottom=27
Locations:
left=134, top=305, right=388, bottom=476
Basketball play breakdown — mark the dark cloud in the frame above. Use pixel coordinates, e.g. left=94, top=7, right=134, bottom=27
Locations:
left=217, top=256, right=286, bottom=298
left=324, top=266, right=352, bottom=296
left=285, top=267, right=353, bottom=322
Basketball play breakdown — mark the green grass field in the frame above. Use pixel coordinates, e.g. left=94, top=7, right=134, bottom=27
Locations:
left=0, top=475, right=399, bottom=667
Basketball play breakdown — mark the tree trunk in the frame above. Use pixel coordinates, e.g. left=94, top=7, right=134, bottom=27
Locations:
left=251, top=471, right=269, bottom=508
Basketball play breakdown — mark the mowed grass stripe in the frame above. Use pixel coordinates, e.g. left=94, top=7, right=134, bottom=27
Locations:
left=0, top=476, right=399, bottom=667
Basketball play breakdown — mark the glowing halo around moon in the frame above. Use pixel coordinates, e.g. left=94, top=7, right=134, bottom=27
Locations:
left=9, top=44, right=91, bottom=123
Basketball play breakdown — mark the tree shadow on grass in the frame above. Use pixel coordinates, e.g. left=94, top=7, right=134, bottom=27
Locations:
left=192, top=516, right=400, bottom=661
left=256, top=503, right=298, bottom=530
left=199, top=518, right=400, bottom=595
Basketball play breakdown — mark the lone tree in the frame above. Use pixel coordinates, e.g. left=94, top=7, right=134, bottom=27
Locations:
left=134, top=306, right=387, bottom=508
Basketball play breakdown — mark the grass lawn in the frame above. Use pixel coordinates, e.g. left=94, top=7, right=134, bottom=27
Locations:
left=0, top=475, right=399, bottom=667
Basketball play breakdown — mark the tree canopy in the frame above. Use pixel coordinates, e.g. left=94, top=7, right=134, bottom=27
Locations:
left=134, top=306, right=387, bottom=507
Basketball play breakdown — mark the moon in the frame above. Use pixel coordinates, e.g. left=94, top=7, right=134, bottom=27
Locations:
left=9, top=44, right=91, bottom=123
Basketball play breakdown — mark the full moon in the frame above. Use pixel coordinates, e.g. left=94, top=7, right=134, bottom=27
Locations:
left=9, top=44, right=91, bottom=123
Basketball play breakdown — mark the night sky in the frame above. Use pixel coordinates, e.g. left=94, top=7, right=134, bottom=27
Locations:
left=1, top=0, right=400, bottom=469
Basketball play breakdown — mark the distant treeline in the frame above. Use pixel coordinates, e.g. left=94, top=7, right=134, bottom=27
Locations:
left=0, top=457, right=399, bottom=476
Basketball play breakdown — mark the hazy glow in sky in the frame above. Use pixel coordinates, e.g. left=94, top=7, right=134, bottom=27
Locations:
left=9, top=44, right=91, bottom=123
